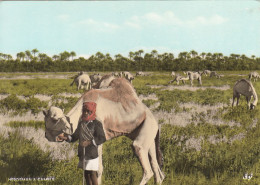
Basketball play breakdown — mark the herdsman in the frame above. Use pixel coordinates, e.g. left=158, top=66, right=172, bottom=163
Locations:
left=57, top=102, right=106, bottom=185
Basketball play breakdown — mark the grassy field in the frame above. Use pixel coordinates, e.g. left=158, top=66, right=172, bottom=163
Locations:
left=0, top=71, right=259, bottom=184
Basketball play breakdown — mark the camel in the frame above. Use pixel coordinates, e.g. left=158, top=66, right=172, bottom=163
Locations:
left=202, top=70, right=211, bottom=76
left=136, top=71, right=145, bottom=76
left=209, top=71, right=219, bottom=78
left=248, top=71, right=260, bottom=82
left=170, top=71, right=175, bottom=77
left=232, top=79, right=258, bottom=110
left=136, top=71, right=149, bottom=77
left=92, top=74, right=116, bottom=89
left=169, top=74, right=189, bottom=85
left=43, top=78, right=165, bottom=185
left=90, top=73, right=102, bottom=85
left=187, top=71, right=202, bottom=86
left=70, top=73, right=92, bottom=90
left=124, top=71, right=135, bottom=83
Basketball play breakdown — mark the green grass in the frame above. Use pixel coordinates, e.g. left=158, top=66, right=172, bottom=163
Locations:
left=0, top=71, right=260, bottom=184
left=0, top=79, right=83, bottom=96
left=5, top=121, right=45, bottom=129
left=0, top=94, right=48, bottom=115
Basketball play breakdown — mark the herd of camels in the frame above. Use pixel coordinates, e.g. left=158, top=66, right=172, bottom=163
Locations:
left=43, top=70, right=259, bottom=185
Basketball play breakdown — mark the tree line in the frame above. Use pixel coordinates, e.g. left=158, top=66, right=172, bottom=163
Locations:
left=0, top=49, right=259, bottom=72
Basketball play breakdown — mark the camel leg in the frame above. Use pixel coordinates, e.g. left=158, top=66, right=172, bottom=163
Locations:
left=148, top=142, right=165, bottom=184
left=132, top=111, right=159, bottom=185
left=133, top=141, right=154, bottom=185
left=198, top=77, right=202, bottom=85
left=77, top=81, right=81, bottom=90
left=246, top=96, right=251, bottom=109
left=236, top=95, right=240, bottom=106
left=232, top=96, right=236, bottom=107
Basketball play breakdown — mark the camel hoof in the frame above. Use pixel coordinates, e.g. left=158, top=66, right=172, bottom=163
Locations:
left=139, top=172, right=154, bottom=185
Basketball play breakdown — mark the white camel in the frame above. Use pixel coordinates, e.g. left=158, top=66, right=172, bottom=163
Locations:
left=90, top=73, right=102, bottom=86
left=70, top=73, right=92, bottom=90
left=136, top=71, right=145, bottom=76
left=248, top=71, right=260, bottom=82
left=169, top=74, right=189, bottom=85
left=202, top=70, right=211, bottom=76
left=92, top=74, right=116, bottom=89
left=170, top=71, right=176, bottom=77
left=187, top=71, right=202, bottom=86
left=232, top=79, right=258, bottom=110
left=124, top=71, right=135, bottom=83
left=43, top=78, right=165, bottom=185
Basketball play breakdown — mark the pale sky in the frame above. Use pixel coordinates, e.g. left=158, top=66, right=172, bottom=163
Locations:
left=0, top=1, right=260, bottom=58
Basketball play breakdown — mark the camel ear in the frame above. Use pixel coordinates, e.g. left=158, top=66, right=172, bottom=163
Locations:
left=43, top=110, right=48, bottom=116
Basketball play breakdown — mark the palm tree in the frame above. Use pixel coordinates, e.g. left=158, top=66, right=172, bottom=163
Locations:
left=52, top=55, right=59, bottom=61
left=251, top=55, right=256, bottom=60
left=95, top=52, right=105, bottom=60
left=70, top=51, right=76, bottom=61
left=7, top=55, right=13, bottom=61
left=178, top=52, right=188, bottom=60
left=128, top=51, right=134, bottom=61
left=16, top=53, right=21, bottom=61
left=2, top=54, right=7, bottom=60
left=115, top=54, right=123, bottom=60
left=38, top=53, right=47, bottom=62
left=206, top=52, right=212, bottom=60
left=19, top=52, right=25, bottom=61
left=200, top=52, right=206, bottom=60
left=31, top=49, right=39, bottom=58
left=190, top=50, right=198, bottom=58
left=151, top=50, right=158, bottom=59
left=60, top=51, right=70, bottom=61
left=138, top=49, right=144, bottom=58
left=25, top=50, right=32, bottom=61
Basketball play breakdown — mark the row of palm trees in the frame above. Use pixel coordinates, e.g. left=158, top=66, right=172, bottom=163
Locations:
left=2, top=49, right=76, bottom=62
left=0, top=49, right=258, bottom=63
left=0, top=48, right=259, bottom=72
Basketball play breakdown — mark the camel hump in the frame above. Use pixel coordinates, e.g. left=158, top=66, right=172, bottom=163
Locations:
left=235, top=78, right=252, bottom=87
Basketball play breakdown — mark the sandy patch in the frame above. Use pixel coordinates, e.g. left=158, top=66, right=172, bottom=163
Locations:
left=149, top=85, right=230, bottom=91
left=138, top=93, right=158, bottom=101
left=153, top=102, right=240, bottom=127
left=0, top=74, right=71, bottom=80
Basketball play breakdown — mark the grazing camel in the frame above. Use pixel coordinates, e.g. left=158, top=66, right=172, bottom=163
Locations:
left=202, top=70, right=211, bottom=76
left=90, top=73, right=102, bottom=85
left=210, top=71, right=219, bottom=78
left=70, top=73, right=92, bottom=90
left=248, top=71, right=260, bottom=82
left=170, top=71, right=176, bottom=77
left=92, top=74, right=116, bottom=89
left=232, top=79, right=258, bottom=110
left=124, top=71, right=135, bottom=83
left=187, top=72, right=202, bottom=86
left=169, top=74, right=189, bottom=85
left=43, top=78, right=165, bottom=185
left=136, top=71, right=146, bottom=77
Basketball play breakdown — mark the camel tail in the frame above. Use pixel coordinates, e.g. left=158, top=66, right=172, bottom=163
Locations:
left=155, top=130, right=164, bottom=169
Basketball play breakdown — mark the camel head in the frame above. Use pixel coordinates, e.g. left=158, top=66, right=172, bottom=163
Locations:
left=43, top=106, right=73, bottom=142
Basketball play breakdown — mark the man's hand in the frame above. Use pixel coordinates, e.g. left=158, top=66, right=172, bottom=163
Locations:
left=56, top=133, right=68, bottom=142
left=80, top=140, right=92, bottom=147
